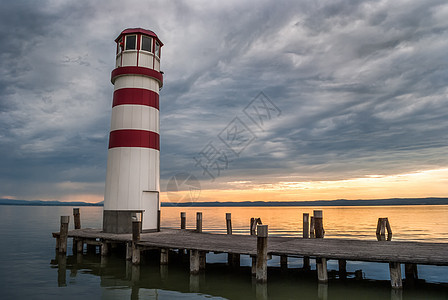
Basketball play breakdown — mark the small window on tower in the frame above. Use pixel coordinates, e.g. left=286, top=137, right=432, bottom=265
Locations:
left=155, top=41, right=160, bottom=57
left=141, top=36, right=152, bottom=52
left=125, top=35, right=136, bottom=50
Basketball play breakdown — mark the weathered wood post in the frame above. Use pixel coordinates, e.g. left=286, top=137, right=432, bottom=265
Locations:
left=405, top=263, right=418, bottom=284
left=280, top=255, right=288, bottom=271
left=256, top=225, right=268, bottom=283
left=196, top=212, right=202, bottom=233
left=181, top=212, right=186, bottom=229
left=376, top=217, right=392, bottom=241
left=338, top=259, right=347, bottom=279
left=160, top=248, right=169, bottom=265
left=199, top=251, right=206, bottom=270
left=389, top=262, right=403, bottom=289
left=226, top=213, right=239, bottom=266
left=73, top=208, right=81, bottom=229
left=132, top=219, right=141, bottom=264
left=310, top=216, right=315, bottom=238
left=190, top=249, right=200, bottom=275
left=250, top=218, right=256, bottom=235
left=59, top=216, right=70, bottom=254
left=316, top=257, right=328, bottom=283
left=313, top=210, right=324, bottom=238
left=303, top=213, right=309, bottom=238
left=226, top=213, right=232, bottom=234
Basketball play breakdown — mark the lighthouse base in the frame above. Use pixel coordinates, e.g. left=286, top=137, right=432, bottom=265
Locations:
left=103, top=210, right=144, bottom=234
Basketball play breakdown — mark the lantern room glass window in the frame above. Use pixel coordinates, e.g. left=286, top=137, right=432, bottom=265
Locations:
left=155, top=41, right=160, bottom=57
left=141, top=36, right=152, bottom=52
left=117, top=37, right=123, bottom=54
left=125, top=35, right=136, bottom=50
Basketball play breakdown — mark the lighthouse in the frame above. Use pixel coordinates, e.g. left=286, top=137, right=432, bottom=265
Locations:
left=103, top=28, right=163, bottom=233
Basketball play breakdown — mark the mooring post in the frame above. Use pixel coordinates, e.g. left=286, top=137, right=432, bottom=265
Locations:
left=132, top=220, right=141, bottom=264
left=190, top=249, right=200, bottom=275
left=303, top=213, right=310, bottom=238
left=310, top=216, right=315, bottom=238
left=377, top=217, right=392, bottom=241
left=59, top=216, right=70, bottom=254
left=73, top=208, right=81, bottom=229
left=226, top=213, right=232, bottom=234
left=256, top=225, right=268, bottom=283
left=389, top=262, right=403, bottom=289
left=196, top=212, right=202, bottom=233
left=181, top=212, right=186, bottom=229
left=316, top=257, right=328, bottom=283
left=313, top=210, right=324, bottom=238
left=160, top=248, right=169, bottom=265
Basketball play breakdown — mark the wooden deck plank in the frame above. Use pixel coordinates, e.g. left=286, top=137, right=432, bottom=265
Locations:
left=56, top=228, right=448, bottom=266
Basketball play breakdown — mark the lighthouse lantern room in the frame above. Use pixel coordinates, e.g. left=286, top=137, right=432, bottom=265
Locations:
left=103, top=28, right=163, bottom=233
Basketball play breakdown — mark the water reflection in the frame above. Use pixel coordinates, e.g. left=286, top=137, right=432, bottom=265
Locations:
left=51, top=250, right=448, bottom=300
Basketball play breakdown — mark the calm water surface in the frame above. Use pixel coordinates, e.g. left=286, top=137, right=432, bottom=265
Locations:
left=0, top=205, right=447, bottom=299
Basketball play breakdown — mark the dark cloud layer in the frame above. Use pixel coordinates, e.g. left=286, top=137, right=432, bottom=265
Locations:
left=1, top=0, right=447, bottom=201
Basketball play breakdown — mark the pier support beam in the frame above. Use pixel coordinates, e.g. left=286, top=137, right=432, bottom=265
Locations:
left=132, top=220, right=141, bottom=265
left=338, top=259, right=347, bottom=279
left=101, top=242, right=109, bottom=256
left=190, top=249, right=200, bottom=275
left=160, top=248, right=169, bottom=265
left=256, top=225, right=268, bottom=283
left=389, top=262, right=403, bottom=289
left=59, top=216, right=70, bottom=254
left=405, top=263, right=418, bottom=284
left=280, top=255, right=288, bottom=271
left=316, top=258, right=328, bottom=283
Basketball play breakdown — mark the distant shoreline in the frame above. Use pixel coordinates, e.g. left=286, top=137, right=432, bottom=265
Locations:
left=1, top=197, right=447, bottom=207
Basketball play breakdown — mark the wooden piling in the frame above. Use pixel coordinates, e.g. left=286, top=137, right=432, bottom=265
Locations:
left=389, top=262, right=403, bottom=289
left=313, top=210, right=324, bottom=238
left=132, top=220, right=141, bottom=264
left=199, top=251, right=206, bottom=270
left=316, top=257, right=328, bottom=283
left=405, top=263, right=418, bottom=284
left=181, top=212, right=186, bottom=229
left=280, top=255, right=288, bottom=270
left=101, top=242, right=109, bottom=256
left=73, top=208, right=81, bottom=229
left=376, top=217, right=392, bottom=241
left=196, top=212, right=202, bottom=233
left=256, top=225, right=268, bottom=283
left=226, top=213, right=232, bottom=235
left=190, top=249, right=200, bottom=274
left=59, top=216, right=70, bottom=254
left=160, top=248, right=169, bottom=265
left=303, top=213, right=310, bottom=239
left=338, top=259, right=347, bottom=279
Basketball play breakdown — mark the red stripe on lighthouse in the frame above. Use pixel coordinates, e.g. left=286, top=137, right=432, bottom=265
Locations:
left=111, top=66, right=163, bottom=86
left=108, top=130, right=160, bottom=150
left=113, top=88, right=159, bottom=109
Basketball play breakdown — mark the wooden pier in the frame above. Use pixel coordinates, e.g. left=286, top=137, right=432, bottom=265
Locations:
left=53, top=210, right=448, bottom=290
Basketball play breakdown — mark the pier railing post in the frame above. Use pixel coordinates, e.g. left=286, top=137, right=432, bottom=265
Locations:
left=226, top=213, right=232, bottom=234
left=132, top=220, right=141, bottom=264
left=256, top=225, right=268, bottom=283
left=59, top=216, right=70, bottom=254
left=313, top=210, right=324, bottom=238
left=196, top=212, right=202, bottom=233
left=181, top=212, right=186, bottom=229
left=303, top=213, right=309, bottom=239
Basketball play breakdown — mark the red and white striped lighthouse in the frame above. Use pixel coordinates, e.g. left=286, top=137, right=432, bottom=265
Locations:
left=103, top=28, right=163, bottom=233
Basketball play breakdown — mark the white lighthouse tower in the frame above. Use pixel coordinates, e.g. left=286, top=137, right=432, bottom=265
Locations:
left=103, top=28, right=163, bottom=233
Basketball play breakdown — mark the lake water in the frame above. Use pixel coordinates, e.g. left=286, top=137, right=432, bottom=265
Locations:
left=0, top=205, right=447, bottom=299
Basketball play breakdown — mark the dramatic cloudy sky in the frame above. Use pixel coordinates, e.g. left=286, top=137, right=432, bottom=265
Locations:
left=1, top=0, right=448, bottom=203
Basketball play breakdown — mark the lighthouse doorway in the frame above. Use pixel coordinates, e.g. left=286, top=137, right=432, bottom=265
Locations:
left=141, top=191, right=159, bottom=230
